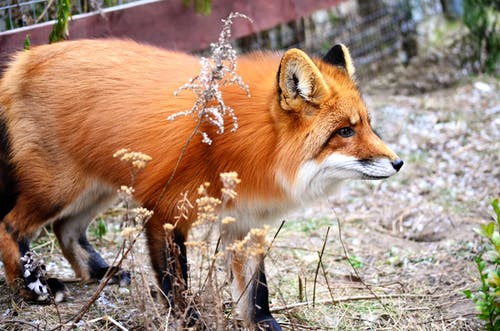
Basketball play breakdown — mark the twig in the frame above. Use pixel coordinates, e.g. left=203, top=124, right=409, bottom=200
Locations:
left=60, top=227, right=144, bottom=331
left=402, top=306, right=431, bottom=311
left=200, top=236, right=221, bottom=294
left=319, top=256, right=335, bottom=304
left=312, top=226, right=330, bottom=307
left=270, top=293, right=444, bottom=313
left=235, top=220, right=286, bottom=306
left=277, top=320, right=327, bottom=330
left=104, top=315, right=128, bottom=331
left=273, top=244, right=345, bottom=259
left=1, top=319, right=41, bottom=329
left=35, top=0, right=56, bottom=24
left=50, top=292, right=63, bottom=331
left=333, top=209, right=392, bottom=315
left=153, top=118, right=204, bottom=211
left=416, top=313, right=477, bottom=325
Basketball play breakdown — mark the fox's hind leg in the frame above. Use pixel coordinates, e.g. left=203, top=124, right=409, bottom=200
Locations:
left=0, top=157, right=18, bottom=220
left=0, top=220, right=24, bottom=288
left=0, top=114, right=18, bottom=220
left=0, top=206, right=68, bottom=303
left=0, top=181, right=128, bottom=303
left=52, top=188, right=131, bottom=287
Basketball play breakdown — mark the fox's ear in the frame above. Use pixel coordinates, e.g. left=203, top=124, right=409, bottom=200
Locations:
left=323, top=44, right=355, bottom=78
left=277, top=48, right=330, bottom=112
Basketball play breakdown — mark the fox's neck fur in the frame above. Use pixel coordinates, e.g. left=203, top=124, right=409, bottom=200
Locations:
left=137, top=53, right=304, bottom=232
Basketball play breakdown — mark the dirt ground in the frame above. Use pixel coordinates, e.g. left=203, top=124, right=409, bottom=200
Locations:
left=0, top=50, right=499, bottom=331
left=264, top=72, right=499, bottom=330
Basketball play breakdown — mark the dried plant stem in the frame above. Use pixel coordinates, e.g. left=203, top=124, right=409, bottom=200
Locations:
left=103, top=315, right=128, bottom=331
left=154, top=12, right=250, bottom=208
left=61, top=229, right=144, bottom=331
left=1, top=320, right=42, bottom=329
left=312, top=226, right=330, bottom=307
left=169, top=12, right=252, bottom=145
left=333, top=209, right=392, bottom=315
left=234, top=220, right=286, bottom=307
left=270, top=293, right=443, bottom=313
left=153, top=111, right=203, bottom=211
left=35, top=0, right=55, bottom=23
left=319, top=256, right=335, bottom=303
left=200, top=237, right=221, bottom=291
left=50, top=296, right=63, bottom=330
left=81, top=316, right=128, bottom=329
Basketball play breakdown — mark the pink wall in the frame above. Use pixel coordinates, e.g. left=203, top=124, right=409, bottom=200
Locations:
left=0, top=0, right=344, bottom=69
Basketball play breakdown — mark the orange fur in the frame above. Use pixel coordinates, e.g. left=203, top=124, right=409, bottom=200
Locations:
left=0, top=39, right=401, bottom=327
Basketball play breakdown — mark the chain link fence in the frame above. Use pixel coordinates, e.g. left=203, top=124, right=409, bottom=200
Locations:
left=0, top=0, right=140, bottom=31
left=235, top=0, right=444, bottom=78
left=1, top=0, right=446, bottom=77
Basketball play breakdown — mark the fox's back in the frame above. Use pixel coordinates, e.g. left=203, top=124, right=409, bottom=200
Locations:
left=0, top=40, right=286, bottom=212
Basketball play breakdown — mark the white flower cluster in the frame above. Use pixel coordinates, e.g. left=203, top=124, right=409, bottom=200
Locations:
left=226, top=225, right=270, bottom=257
left=168, top=12, right=253, bottom=144
left=220, top=171, right=241, bottom=202
left=113, top=148, right=152, bottom=170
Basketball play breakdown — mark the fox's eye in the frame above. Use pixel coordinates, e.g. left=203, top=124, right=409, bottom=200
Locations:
left=337, top=127, right=355, bottom=138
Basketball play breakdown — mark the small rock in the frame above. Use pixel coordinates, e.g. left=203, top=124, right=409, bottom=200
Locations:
left=119, top=287, right=130, bottom=295
left=473, top=81, right=492, bottom=93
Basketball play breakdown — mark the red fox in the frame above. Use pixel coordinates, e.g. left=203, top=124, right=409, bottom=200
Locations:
left=0, top=39, right=402, bottom=330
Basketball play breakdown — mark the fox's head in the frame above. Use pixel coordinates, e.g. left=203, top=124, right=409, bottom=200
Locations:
left=273, top=44, right=403, bottom=202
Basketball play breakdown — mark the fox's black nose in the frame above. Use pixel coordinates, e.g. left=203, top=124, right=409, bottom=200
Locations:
left=391, top=159, right=404, bottom=171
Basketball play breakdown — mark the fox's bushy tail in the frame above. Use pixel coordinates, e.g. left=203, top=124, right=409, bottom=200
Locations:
left=0, top=112, right=18, bottom=220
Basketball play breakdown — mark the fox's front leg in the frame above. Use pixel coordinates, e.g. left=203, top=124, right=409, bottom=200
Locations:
left=230, top=251, right=281, bottom=330
left=225, top=225, right=282, bottom=331
left=145, top=219, right=200, bottom=327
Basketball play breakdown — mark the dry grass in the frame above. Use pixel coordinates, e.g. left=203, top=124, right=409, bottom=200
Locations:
left=0, top=204, right=483, bottom=330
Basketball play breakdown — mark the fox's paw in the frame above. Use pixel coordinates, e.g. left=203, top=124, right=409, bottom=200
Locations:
left=91, top=266, right=131, bottom=287
left=255, top=315, right=282, bottom=331
left=186, top=307, right=204, bottom=329
left=109, top=267, right=131, bottom=287
left=47, top=277, right=69, bottom=303
left=20, top=252, right=69, bottom=303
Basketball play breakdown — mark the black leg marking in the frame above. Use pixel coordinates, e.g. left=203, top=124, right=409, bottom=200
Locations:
left=0, top=116, right=19, bottom=221
left=18, top=237, right=30, bottom=256
left=157, top=229, right=200, bottom=327
left=78, top=234, right=131, bottom=286
left=160, top=230, right=188, bottom=302
left=174, top=229, right=188, bottom=286
left=253, top=264, right=282, bottom=331
left=173, top=230, right=201, bottom=327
